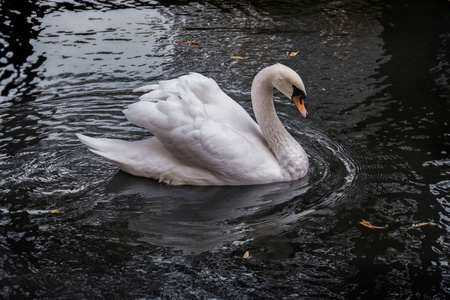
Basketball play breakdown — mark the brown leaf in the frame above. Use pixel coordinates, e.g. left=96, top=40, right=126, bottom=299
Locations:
left=243, top=251, right=250, bottom=259
left=286, top=51, right=299, bottom=57
left=411, top=222, right=437, bottom=228
left=186, top=40, right=201, bottom=45
left=359, top=219, right=388, bottom=230
left=230, top=56, right=244, bottom=60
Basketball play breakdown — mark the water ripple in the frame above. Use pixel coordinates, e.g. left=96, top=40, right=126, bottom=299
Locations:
left=1, top=1, right=449, bottom=298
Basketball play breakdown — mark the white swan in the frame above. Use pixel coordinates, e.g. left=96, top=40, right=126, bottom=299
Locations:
left=77, top=63, right=309, bottom=185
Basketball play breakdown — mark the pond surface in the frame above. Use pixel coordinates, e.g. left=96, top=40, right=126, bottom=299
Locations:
left=1, top=0, right=449, bottom=298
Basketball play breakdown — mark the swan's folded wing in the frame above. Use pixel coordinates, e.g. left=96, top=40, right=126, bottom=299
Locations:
left=134, top=72, right=263, bottom=142
left=124, top=94, right=282, bottom=183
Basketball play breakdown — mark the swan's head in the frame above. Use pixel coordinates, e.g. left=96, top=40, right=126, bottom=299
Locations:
left=269, top=64, right=308, bottom=118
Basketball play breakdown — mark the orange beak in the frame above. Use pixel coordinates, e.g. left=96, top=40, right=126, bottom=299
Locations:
left=293, top=95, right=307, bottom=118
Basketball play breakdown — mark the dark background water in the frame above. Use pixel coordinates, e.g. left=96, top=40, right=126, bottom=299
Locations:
left=1, top=0, right=449, bottom=298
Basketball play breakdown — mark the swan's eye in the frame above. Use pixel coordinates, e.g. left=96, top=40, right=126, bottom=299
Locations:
left=292, top=85, right=306, bottom=101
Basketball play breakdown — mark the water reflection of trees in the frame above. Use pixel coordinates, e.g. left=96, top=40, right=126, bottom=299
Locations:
left=0, top=0, right=44, bottom=98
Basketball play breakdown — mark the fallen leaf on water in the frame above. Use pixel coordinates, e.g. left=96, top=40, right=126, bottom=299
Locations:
left=286, top=51, right=299, bottom=57
left=186, top=40, right=201, bottom=44
left=230, top=56, right=244, bottom=60
left=50, top=210, right=61, bottom=214
left=411, top=222, right=437, bottom=228
left=243, top=251, right=250, bottom=259
left=0, top=119, right=3, bottom=124
left=360, top=219, right=388, bottom=230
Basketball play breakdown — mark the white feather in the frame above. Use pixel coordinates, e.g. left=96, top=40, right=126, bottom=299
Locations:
left=78, top=64, right=309, bottom=185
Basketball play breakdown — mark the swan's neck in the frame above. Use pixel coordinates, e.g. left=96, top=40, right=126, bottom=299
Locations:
left=251, top=71, right=308, bottom=179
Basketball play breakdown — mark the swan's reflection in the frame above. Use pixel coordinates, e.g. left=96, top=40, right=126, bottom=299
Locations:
left=105, top=172, right=310, bottom=254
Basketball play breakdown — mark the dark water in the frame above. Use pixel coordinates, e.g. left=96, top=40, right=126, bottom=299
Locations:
left=1, top=0, right=449, bottom=298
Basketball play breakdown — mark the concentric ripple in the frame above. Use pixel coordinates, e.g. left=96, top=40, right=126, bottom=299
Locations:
left=90, top=121, right=358, bottom=254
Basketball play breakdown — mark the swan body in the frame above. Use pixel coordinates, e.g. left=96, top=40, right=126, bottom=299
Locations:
left=77, top=64, right=309, bottom=185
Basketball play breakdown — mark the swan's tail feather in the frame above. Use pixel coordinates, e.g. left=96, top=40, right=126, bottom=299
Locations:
left=76, top=133, right=164, bottom=177
left=77, top=133, right=127, bottom=160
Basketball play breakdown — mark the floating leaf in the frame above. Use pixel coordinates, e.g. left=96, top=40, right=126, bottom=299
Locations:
left=359, top=219, right=388, bottom=230
left=411, top=222, right=437, bottom=228
left=186, top=40, right=201, bottom=45
left=243, top=251, right=250, bottom=259
left=286, top=51, right=299, bottom=57
left=50, top=210, right=61, bottom=214
left=230, top=56, right=244, bottom=60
